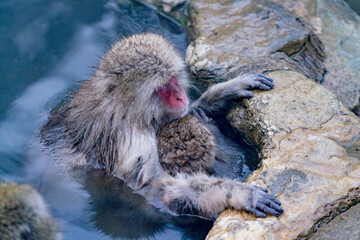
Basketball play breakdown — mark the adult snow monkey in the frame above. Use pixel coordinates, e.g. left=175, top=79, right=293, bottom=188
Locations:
left=42, top=33, right=283, bottom=219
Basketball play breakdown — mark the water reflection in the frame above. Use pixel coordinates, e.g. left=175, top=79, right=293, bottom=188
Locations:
left=83, top=169, right=212, bottom=240
left=346, top=0, right=360, bottom=15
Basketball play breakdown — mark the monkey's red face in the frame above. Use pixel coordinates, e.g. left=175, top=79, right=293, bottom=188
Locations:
left=155, top=76, right=188, bottom=116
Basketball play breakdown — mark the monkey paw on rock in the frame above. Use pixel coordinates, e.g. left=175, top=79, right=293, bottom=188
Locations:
left=191, top=72, right=274, bottom=116
left=232, top=183, right=284, bottom=218
left=230, top=72, right=275, bottom=98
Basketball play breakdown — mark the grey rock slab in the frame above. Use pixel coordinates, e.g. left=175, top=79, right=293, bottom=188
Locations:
left=274, top=0, right=360, bottom=114
left=206, top=70, right=360, bottom=240
left=309, top=203, right=360, bottom=240
left=186, top=0, right=325, bottom=91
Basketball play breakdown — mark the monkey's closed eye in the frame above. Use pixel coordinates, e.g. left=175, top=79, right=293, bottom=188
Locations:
left=109, top=72, right=122, bottom=77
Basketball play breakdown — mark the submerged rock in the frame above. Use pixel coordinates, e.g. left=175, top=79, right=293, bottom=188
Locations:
left=274, top=0, right=360, bottom=114
left=142, top=0, right=186, bottom=13
left=141, top=0, right=188, bottom=25
left=206, top=70, right=360, bottom=239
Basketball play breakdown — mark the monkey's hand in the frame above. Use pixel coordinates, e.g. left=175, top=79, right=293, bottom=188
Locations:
left=230, top=72, right=275, bottom=98
left=190, top=108, right=213, bottom=123
left=191, top=72, right=274, bottom=115
left=157, top=174, right=283, bottom=219
left=230, top=183, right=283, bottom=218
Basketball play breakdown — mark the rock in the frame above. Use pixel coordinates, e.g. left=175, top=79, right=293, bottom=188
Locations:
left=185, top=0, right=360, bottom=238
left=273, top=0, right=360, bottom=114
left=141, top=0, right=188, bottom=25
left=309, top=203, right=360, bottom=240
left=0, top=182, right=62, bottom=240
left=186, top=0, right=326, bottom=91
left=142, top=0, right=186, bottom=12
left=205, top=70, right=360, bottom=240
left=161, top=0, right=187, bottom=13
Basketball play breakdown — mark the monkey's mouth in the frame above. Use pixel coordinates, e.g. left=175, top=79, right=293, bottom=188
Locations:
left=167, top=105, right=188, bottom=119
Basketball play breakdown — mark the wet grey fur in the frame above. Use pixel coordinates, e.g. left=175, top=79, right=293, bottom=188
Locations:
left=42, top=33, right=283, bottom=219
left=0, top=183, right=62, bottom=240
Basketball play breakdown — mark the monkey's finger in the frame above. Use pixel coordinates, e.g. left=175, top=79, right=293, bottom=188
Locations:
left=262, top=75, right=274, bottom=82
left=267, top=196, right=282, bottom=206
left=254, top=185, right=268, bottom=192
left=255, top=84, right=271, bottom=91
left=258, top=76, right=275, bottom=89
left=190, top=108, right=202, bottom=119
left=256, top=203, right=281, bottom=217
left=190, top=108, right=212, bottom=122
left=259, top=74, right=274, bottom=83
left=253, top=81, right=272, bottom=90
left=261, top=197, right=284, bottom=213
left=238, top=90, right=254, bottom=98
left=197, top=108, right=210, bottom=121
left=244, top=72, right=273, bottom=82
left=247, top=207, right=266, bottom=218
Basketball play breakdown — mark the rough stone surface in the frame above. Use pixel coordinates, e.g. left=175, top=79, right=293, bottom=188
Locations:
left=205, top=70, right=360, bottom=240
left=142, top=0, right=186, bottom=12
left=186, top=0, right=326, bottom=91
left=274, top=0, right=360, bottom=114
left=309, top=203, right=360, bottom=240
left=141, top=0, right=188, bottom=25
left=185, top=0, right=360, bottom=238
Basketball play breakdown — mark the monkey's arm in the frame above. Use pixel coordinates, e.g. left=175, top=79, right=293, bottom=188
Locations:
left=150, top=173, right=283, bottom=219
left=191, top=72, right=274, bottom=116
